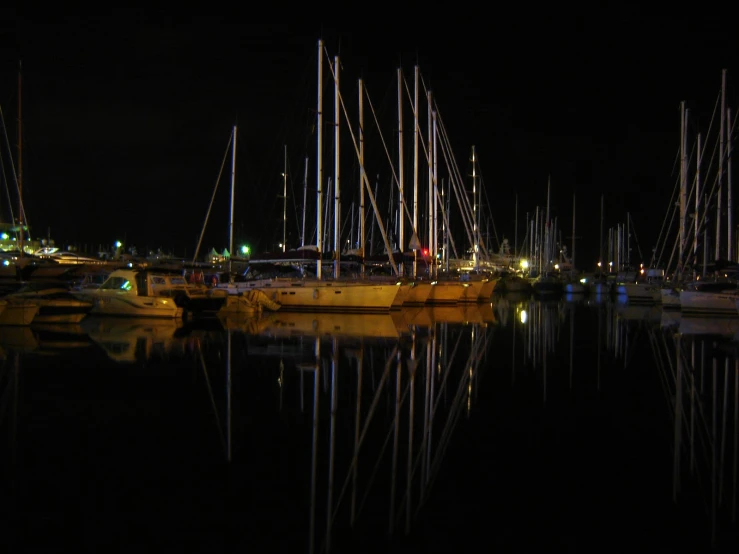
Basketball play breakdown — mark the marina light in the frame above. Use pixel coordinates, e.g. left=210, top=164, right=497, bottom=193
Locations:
left=240, top=245, right=250, bottom=255
left=1, top=233, right=7, bottom=240
left=520, top=259, right=529, bottom=269
left=115, top=241, right=122, bottom=248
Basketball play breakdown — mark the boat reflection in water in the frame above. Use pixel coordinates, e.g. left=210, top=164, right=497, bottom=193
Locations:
left=608, top=305, right=739, bottom=550
left=80, top=316, right=186, bottom=363
left=1, top=299, right=738, bottom=551
left=237, top=305, right=496, bottom=553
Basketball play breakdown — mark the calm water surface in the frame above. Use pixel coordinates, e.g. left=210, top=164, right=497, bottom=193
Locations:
left=0, top=295, right=738, bottom=552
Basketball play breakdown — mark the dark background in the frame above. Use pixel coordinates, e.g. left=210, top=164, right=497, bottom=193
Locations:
left=2, top=15, right=737, bottom=267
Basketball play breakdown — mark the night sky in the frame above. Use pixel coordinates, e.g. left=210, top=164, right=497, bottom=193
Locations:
left=2, top=16, right=738, bottom=268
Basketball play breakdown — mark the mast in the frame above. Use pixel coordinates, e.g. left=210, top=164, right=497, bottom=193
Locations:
left=432, top=106, right=438, bottom=277
left=545, top=176, right=551, bottom=273
left=228, top=124, right=237, bottom=280
left=359, top=77, right=365, bottom=277
left=514, top=194, right=518, bottom=263
left=534, top=206, right=540, bottom=274
left=571, top=193, right=576, bottom=277
left=679, top=101, right=687, bottom=273
left=427, top=90, right=433, bottom=278
left=397, top=68, right=404, bottom=277
left=316, top=39, right=324, bottom=280
left=472, top=146, right=479, bottom=271
left=333, top=55, right=340, bottom=279
left=301, top=156, right=308, bottom=247
left=727, top=107, right=733, bottom=261
left=413, top=66, right=419, bottom=279
left=694, top=132, right=702, bottom=281
left=282, top=144, right=287, bottom=253
left=599, top=194, right=604, bottom=273
left=716, top=69, right=726, bottom=261
left=445, top=178, right=450, bottom=272
left=17, top=61, right=23, bottom=257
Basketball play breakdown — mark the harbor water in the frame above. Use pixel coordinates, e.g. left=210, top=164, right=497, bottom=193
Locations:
left=0, top=294, right=738, bottom=552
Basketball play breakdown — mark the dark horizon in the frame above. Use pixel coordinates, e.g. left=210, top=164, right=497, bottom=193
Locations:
left=2, top=16, right=738, bottom=270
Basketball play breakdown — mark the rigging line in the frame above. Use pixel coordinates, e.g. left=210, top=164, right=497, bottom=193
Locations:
left=0, top=104, right=19, bottom=228
left=435, top=113, right=478, bottom=255
left=197, top=342, right=227, bottom=455
left=326, top=56, right=397, bottom=275
left=690, top=120, right=725, bottom=265
left=659, top=98, right=724, bottom=274
left=477, top=166, right=500, bottom=253
left=627, top=213, right=645, bottom=262
left=287, top=154, right=303, bottom=246
left=192, top=129, right=233, bottom=264
left=361, top=81, right=416, bottom=233
left=327, top=344, right=400, bottom=523
left=656, top=167, right=680, bottom=272
left=0, top=141, right=15, bottom=225
left=422, top=108, right=472, bottom=255
left=475, top=171, right=497, bottom=259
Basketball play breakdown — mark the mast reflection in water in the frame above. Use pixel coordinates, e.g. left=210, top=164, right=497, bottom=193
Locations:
left=0, top=298, right=737, bottom=551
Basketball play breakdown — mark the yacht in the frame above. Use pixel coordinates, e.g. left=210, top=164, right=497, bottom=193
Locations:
left=4, top=280, right=93, bottom=323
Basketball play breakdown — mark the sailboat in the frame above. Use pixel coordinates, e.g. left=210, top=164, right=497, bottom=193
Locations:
left=215, top=45, right=401, bottom=312
left=531, top=177, right=563, bottom=297
left=0, top=62, right=54, bottom=263
left=589, top=195, right=611, bottom=297
left=562, top=194, right=586, bottom=295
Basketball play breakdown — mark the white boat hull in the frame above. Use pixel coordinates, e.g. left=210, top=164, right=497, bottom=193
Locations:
left=0, top=299, right=40, bottom=326
left=680, top=290, right=739, bottom=316
left=88, top=293, right=184, bottom=319
left=615, top=282, right=661, bottom=303
left=258, top=281, right=399, bottom=312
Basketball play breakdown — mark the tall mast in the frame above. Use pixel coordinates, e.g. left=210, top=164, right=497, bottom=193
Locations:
left=571, top=193, right=576, bottom=276
left=228, top=124, right=237, bottom=280
left=545, top=176, right=551, bottom=273
left=472, top=145, right=479, bottom=271
left=694, top=132, right=702, bottom=280
left=301, top=156, right=308, bottom=247
left=413, top=65, right=419, bottom=279
left=316, top=39, right=324, bottom=280
left=716, top=69, right=726, bottom=261
left=282, top=144, right=287, bottom=253
left=397, top=68, right=404, bottom=277
left=333, top=55, right=341, bottom=279
left=680, top=102, right=687, bottom=272
left=427, top=90, right=433, bottom=278
left=514, top=194, right=518, bottom=262
left=727, top=107, right=733, bottom=261
left=432, top=107, right=438, bottom=277
left=359, top=77, right=365, bottom=277
left=17, top=61, right=24, bottom=257
left=599, top=194, right=604, bottom=272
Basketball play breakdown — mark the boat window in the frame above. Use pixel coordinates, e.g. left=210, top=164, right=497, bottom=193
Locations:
left=100, top=276, right=133, bottom=291
left=136, top=272, right=149, bottom=297
left=151, top=276, right=167, bottom=285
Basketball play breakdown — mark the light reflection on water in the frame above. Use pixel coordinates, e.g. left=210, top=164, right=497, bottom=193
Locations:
left=0, top=296, right=737, bottom=551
